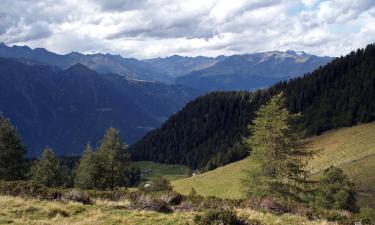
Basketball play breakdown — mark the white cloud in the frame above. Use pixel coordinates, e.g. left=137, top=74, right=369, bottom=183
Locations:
left=0, top=0, right=374, bottom=58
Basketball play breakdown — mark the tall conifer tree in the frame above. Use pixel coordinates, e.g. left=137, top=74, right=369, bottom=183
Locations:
left=30, top=148, right=64, bottom=187
left=74, top=144, right=99, bottom=189
left=243, top=92, right=314, bottom=201
left=96, top=128, right=130, bottom=190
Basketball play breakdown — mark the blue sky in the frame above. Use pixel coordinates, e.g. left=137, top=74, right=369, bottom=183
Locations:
left=0, top=0, right=374, bottom=58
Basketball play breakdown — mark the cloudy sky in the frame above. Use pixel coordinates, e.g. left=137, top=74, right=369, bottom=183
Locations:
left=0, top=0, right=374, bottom=58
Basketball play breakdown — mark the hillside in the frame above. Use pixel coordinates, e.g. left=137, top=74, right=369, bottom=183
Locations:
left=0, top=58, right=200, bottom=156
left=176, top=51, right=332, bottom=91
left=131, top=44, right=375, bottom=170
left=172, top=122, right=375, bottom=208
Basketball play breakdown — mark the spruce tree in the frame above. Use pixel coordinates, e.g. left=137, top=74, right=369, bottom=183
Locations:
left=30, top=148, right=64, bottom=187
left=243, top=92, right=314, bottom=202
left=74, top=144, right=99, bottom=189
left=0, top=115, right=27, bottom=180
left=96, top=127, right=130, bottom=190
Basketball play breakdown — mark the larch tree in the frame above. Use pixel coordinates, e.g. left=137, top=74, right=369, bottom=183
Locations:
left=243, top=92, right=315, bottom=202
left=74, top=143, right=99, bottom=189
left=96, top=127, right=130, bottom=190
left=30, top=147, right=64, bottom=187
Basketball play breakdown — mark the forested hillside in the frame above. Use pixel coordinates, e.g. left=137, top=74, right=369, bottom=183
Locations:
left=131, top=44, right=375, bottom=170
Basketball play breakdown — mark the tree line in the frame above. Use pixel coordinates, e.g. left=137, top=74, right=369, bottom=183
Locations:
left=131, top=43, right=375, bottom=170
left=0, top=115, right=140, bottom=190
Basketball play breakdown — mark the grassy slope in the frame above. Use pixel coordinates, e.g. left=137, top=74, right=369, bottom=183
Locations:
left=131, top=161, right=190, bottom=181
left=172, top=122, right=375, bottom=207
left=0, top=196, right=330, bottom=225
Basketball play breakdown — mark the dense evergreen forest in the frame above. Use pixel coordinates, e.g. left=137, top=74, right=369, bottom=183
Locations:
left=130, top=44, right=375, bottom=170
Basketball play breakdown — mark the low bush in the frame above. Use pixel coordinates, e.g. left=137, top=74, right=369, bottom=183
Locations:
left=259, top=198, right=287, bottom=214
left=129, top=194, right=172, bottom=213
left=353, top=208, right=375, bottom=225
left=158, top=191, right=182, bottom=205
left=0, top=180, right=62, bottom=200
left=64, top=190, right=93, bottom=205
left=194, top=209, right=260, bottom=225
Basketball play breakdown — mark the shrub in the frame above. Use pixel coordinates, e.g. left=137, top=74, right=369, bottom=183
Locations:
left=353, top=208, right=375, bottom=225
left=194, top=209, right=256, bottom=225
left=259, top=198, right=287, bottom=214
left=0, top=180, right=62, bottom=200
left=158, top=191, right=182, bottom=205
left=64, top=190, right=93, bottom=205
left=314, top=166, right=357, bottom=212
left=129, top=194, right=172, bottom=213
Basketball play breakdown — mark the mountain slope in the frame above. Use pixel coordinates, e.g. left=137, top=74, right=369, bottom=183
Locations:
left=131, top=44, right=375, bottom=170
left=172, top=122, right=375, bottom=208
left=0, top=58, right=200, bottom=156
left=176, top=51, right=332, bottom=91
left=0, top=43, right=171, bottom=82
left=144, top=55, right=225, bottom=77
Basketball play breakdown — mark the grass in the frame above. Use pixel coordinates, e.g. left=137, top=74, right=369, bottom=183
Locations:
left=0, top=195, right=331, bottom=225
left=131, top=161, right=190, bottom=181
left=172, top=122, right=375, bottom=208
left=0, top=195, right=194, bottom=225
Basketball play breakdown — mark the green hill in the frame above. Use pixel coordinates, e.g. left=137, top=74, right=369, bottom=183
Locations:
left=172, top=122, right=375, bottom=208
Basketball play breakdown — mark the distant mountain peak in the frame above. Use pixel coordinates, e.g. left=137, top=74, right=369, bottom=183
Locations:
left=66, top=63, right=95, bottom=74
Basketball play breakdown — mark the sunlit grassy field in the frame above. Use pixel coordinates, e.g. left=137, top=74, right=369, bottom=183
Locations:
left=0, top=196, right=331, bottom=225
left=173, top=122, right=375, bottom=207
left=131, top=161, right=190, bottom=181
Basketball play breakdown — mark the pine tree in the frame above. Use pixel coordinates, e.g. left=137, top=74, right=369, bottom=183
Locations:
left=74, top=144, right=99, bottom=189
left=0, top=115, right=27, bottom=180
left=243, top=92, right=314, bottom=202
left=96, top=127, right=130, bottom=190
left=30, top=148, right=64, bottom=187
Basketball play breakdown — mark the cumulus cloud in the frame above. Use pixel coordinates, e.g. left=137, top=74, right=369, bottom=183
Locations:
left=0, top=0, right=374, bottom=58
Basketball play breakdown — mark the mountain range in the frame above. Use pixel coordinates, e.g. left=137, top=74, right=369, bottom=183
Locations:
left=0, top=42, right=172, bottom=83
left=0, top=57, right=200, bottom=156
left=174, top=51, right=332, bottom=91
left=0, top=43, right=332, bottom=91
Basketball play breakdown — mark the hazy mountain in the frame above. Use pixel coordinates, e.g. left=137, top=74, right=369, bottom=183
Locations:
left=0, top=43, right=172, bottom=82
left=144, top=55, right=226, bottom=77
left=0, top=58, right=201, bottom=156
left=175, top=50, right=333, bottom=91
left=0, top=43, right=332, bottom=91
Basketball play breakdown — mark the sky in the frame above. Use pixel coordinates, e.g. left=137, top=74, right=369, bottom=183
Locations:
left=0, top=0, right=374, bottom=59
